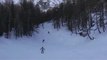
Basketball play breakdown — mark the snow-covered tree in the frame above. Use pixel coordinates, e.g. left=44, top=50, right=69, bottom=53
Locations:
left=37, top=0, right=50, bottom=11
left=5, top=0, right=13, bottom=3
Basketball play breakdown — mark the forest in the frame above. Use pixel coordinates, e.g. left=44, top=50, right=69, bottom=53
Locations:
left=0, top=0, right=107, bottom=39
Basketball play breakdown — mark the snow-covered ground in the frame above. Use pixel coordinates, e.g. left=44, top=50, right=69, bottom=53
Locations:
left=0, top=22, right=107, bottom=60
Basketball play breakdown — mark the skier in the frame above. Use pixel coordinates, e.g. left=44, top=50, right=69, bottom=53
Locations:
left=40, top=47, right=45, bottom=54
left=42, top=39, right=45, bottom=43
left=48, top=31, right=50, bottom=34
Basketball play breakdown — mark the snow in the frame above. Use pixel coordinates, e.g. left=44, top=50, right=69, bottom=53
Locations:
left=0, top=22, right=107, bottom=60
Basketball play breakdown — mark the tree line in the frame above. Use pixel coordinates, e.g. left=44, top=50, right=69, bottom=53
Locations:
left=50, top=0, right=107, bottom=40
left=0, top=0, right=107, bottom=39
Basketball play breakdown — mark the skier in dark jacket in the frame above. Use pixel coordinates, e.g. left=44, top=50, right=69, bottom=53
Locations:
left=42, top=39, right=45, bottom=43
left=40, top=47, right=45, bottom=54
left=48, top=31, right=50, bottom=34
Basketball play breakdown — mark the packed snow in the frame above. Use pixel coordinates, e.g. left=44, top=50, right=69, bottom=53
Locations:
left=0, top=22, right=107, bottom=60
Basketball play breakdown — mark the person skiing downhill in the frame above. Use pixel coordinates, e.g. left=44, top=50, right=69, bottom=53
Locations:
left=48, top=31, right=50, bottom=34
left=40, top=47, right=45, bottom=54
left=42, top=39, right=45, bottom=43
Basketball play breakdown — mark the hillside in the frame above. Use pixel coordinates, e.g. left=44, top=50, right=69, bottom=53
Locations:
left=0, top=22, right=107, bottom=60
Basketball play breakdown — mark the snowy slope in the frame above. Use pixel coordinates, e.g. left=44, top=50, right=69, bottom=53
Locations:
left=0, top=22, right=107, bottom=60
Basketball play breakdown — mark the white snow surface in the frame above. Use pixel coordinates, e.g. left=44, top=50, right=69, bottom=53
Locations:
left=0, top=22, right=107, bottom=60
